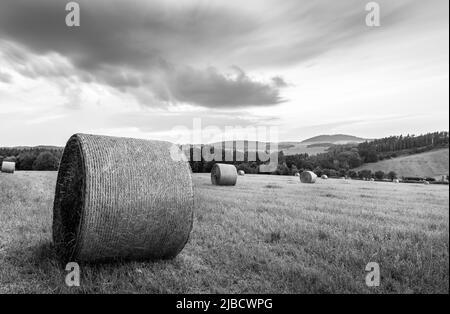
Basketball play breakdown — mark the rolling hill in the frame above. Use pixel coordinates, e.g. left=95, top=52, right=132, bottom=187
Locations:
left=301, top=134, right=369, bottom=144
left=281, top=134, right=368, bottom=155
left=197, top=134, right=369, bottom=156
left=353, top=148, right=449, bottom=179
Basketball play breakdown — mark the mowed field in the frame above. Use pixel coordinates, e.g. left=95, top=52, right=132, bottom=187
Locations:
left=354, top=148, right=449, bottom=179
left=0, top=171, right=448, bottom=293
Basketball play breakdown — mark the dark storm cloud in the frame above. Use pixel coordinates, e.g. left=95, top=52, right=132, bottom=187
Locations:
left=160, top=66, right=286, bottom=107
left=0, top=0, right=421, bottom=108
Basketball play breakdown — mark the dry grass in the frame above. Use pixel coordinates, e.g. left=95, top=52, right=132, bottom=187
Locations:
left=0, top=171, right=448, bottom=293
left=353, top=148, right=449, bottom=179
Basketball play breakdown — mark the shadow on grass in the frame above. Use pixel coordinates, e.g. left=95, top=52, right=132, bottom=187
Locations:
left=6, top=241, right=180, bottom=293
left=265, top=183, right=282, bottom=189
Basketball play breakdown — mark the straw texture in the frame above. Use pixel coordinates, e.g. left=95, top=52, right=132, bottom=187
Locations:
left=300, top=171, right=317, bottom=183
left=52, top=133, right=194, bottom=262
left=1, top=161, right=15, bottom=173
left=211, top=163, right=237, bottom=186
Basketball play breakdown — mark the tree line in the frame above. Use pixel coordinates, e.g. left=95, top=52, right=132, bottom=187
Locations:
left=187, top=131, right=448, bottom=180
left=0, top=147, right=62, bottom=171
left=0, top=131, right=447, bottom=176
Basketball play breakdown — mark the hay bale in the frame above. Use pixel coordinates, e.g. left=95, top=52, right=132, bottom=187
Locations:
left=211, top=163, right=237, bottom=186
left=321, top=174, right=328, bottom=179
left=300, top=171, right=317, bottom=183
left=1, top=161, right=15, bottom=173
left=294, top=172, right=300, bottom=177
left=370, top=178, right=375, bottom=181
left=238, top=170, right=245, bottom=176
left=424, top=181, right=430, bottom=185
left=52, top=134, right=194, bottom=262
left=393, top=179, right=400, bottom=183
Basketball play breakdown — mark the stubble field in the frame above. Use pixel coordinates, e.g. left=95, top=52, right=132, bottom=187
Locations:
left=0, top=171, right=448, bottom=293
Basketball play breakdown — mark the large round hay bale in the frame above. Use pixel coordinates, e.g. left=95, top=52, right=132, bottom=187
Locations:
left=321, top=174, right=328, bottom=179
left=52, top=134, right=194, bottom=262
left=300, top=171, right=317, bottom=183
left=1, top=161, right=15, bottom=173
left=238, top=170, right=245, bottom=176
left=294, top=172, right=300, bottom=177
left=211, top=163, right=237, bottom=186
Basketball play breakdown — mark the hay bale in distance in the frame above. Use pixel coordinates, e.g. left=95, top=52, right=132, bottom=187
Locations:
left=300, top=171, right=317, bottom=183
left=370, top=178, right=375, bottom=182
left=393, top=179, right=400, bottom=183
left=321, top=174, right=328, bottom=179
left=294, top=172, right=300, bottom=177
left=211, top=163, right=237, bottom=186
left=1, top=161, right=15, bottom=173
left=52, top=133, right=194, bottom=262
left=424, top=181, right=430, bottom=185
left=238, top=170, right=245, bottom=176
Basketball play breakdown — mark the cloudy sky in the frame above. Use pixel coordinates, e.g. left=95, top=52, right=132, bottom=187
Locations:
left=0, top=0, right=448, bottom=146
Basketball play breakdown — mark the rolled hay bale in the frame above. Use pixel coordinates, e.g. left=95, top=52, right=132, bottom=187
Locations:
left=211, top=163, right=237, bottom=186
left=294, top=172, right=300, bottom=177
left=370, top=178, right=375, bottom=182
left=393, top=179, right=400, bottom=183
left=52, top=134, right=194, bottom=263
left=1, top=161, right=15, bottom=173
left=424, top=181, right=430, bottom=185
left=238, top=170, right=245, bottom=176
left=321, top=174, right=328, bottom=179
left=300, top=171, right=317, bottom=183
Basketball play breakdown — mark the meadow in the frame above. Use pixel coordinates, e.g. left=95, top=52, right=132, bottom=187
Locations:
left=353, top=148, right=449, bottom=180
left=0, top=171, right=448, bottom=293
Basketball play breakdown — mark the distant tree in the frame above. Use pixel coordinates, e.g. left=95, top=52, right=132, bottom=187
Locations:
left=359, top=169, right=372, bottom=179
left=17, top=152, right=36, bottom=170
left=4, top=156, right=17, bottom=163
left=33, top=152, right=59, bottom=170
left=328, top=169, right=338, bottom=178
left=348, top=170, right=358, bottom=178
left=374, top=170, right=385, bottom=180
left=338, top=169, right=348, bottom=177
left=348, top=152, right=363, bottom=168
left=313, top=166, right=323, bottom=177
left=274, top=163, right=290, bottom=175
left=387, top=171, right=397, bottom=181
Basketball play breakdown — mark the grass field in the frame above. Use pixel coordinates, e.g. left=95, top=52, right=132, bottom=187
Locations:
left=0, top=171, right=448, bottom=293
left=354, top=148, right=449, bottom=180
